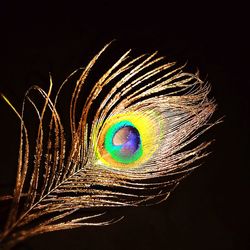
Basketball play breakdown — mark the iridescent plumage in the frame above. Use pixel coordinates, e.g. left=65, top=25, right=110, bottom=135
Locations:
left=96, top=111, right=163, bottom=168
left=0, top=43, right=217, bottom=249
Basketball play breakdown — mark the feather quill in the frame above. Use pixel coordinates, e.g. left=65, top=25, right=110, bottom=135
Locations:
left=0, top=43, right=218, bottom=249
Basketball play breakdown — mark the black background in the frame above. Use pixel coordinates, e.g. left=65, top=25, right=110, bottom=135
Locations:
left=0, top=1, right=249, bottom=250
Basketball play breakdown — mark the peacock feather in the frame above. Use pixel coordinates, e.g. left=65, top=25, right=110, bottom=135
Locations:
left=0, top=43, right=218, bottom=249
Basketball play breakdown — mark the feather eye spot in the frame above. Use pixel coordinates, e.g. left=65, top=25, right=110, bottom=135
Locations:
left=95, top=111, right=163, bottom=170
left=105, top=123, right=142, bottom=164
